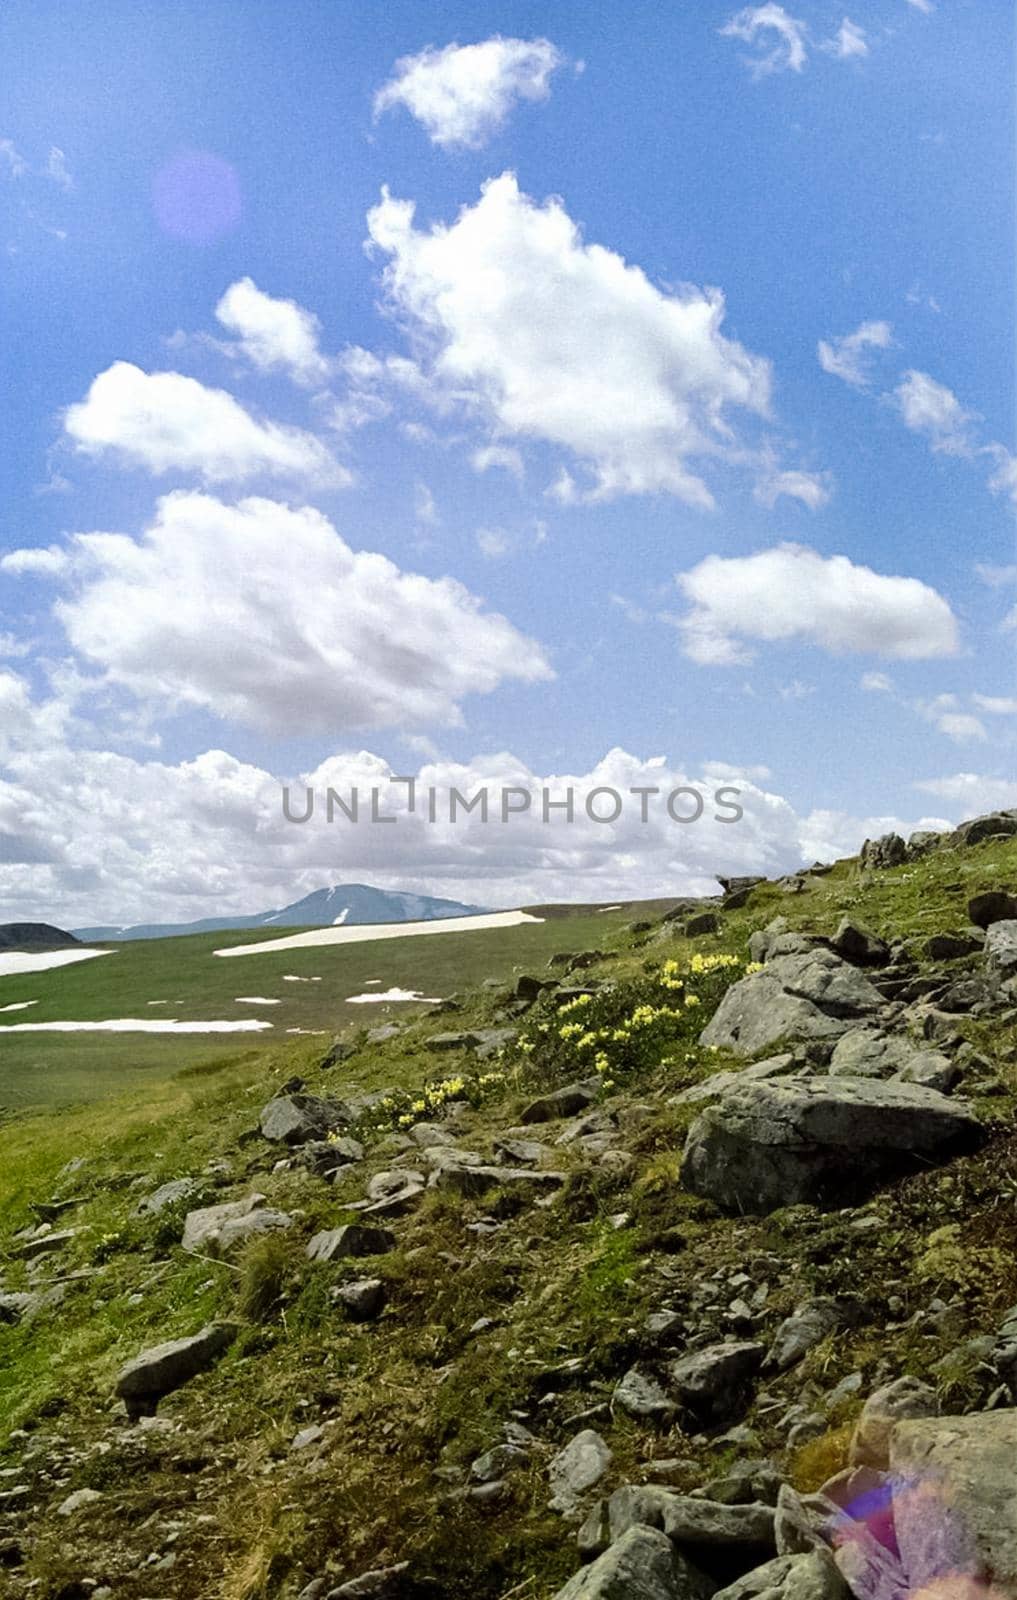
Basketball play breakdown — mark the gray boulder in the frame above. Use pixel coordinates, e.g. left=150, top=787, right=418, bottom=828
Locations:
left=700, top=951, right=883, bottom=1058
left=828, top=1030, right=959, bottom=1092
left=668, top=1341, right=765, bottom=1421
left=134, top=1177, right=199, bottom=1217
left=985, top=920, right=1017, bottom=976
left=765, top=1299, right=840, bottom=1372
left=613, top=1366, right=677, bottom=1421
left=849, top=1376, right=939, bottom=1470
left=333, top=1278, right=386, bottom=1320
left=259, top=1094, right=345, bottom=1145
left=306, top=1225, right=396, bottom=1262
left=553, top=1525, right=712, bottom=1600
left=890, top=1409, right=1017, bottom=1593
left=115, top=1321, right=236, bottom=1418
left=674, top=1055, right=797, bottom=1107
left=549, top=1429, right=613, bottom=1514
left=830, top=920, right=889, bottom=967
left=860, top=833, right=907, bottom=870
left=681, top=1077, right=981, bottom=1214
left=952, top=811, right=1017, bottom=847
left=924, top=931, right=983, bottom=961
left=969, top=891, right=1017, bottom=929
left=182, top=1194, right=293, bottom=1253
left=522, top=1080, right=600, bottom=1124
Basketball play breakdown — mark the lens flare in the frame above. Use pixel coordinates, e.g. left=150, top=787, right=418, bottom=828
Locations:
left=152, top=150, right=241, bottom=245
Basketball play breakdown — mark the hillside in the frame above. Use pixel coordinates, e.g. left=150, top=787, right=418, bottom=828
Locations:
left=1, top=815, right=1017, bottom=1599
left=0, top=924, right=79, bottom=953
left=71, top=886, right=484, bottom=943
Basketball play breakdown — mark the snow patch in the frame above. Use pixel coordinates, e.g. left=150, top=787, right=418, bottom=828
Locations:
left=346, top=987, right=443, bottom=1004
left=0, top=948, right=114, bottom=979
left=216, top=909, right=543, bottom=959
left=0, top=1000, right=37, bottom=1013
left=234, top=996, right=281, bottom=1005
left=282, top=975, right=322, bottom=982
left=0, top=1018, right=273, bottom=1034
left=332, top=908, right=350, bottom=926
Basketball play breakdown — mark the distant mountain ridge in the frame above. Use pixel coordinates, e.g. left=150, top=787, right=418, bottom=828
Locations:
left=71, top=884, right=484, bottom=943
left=0, top=922, right=80, bottom=952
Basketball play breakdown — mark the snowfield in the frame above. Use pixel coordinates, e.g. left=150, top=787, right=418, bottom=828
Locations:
left=0, top=948, right=114, bottom=979
left=214, top=909, right=543, bottom=960
left=0, top=1018, right=274, bottom=1034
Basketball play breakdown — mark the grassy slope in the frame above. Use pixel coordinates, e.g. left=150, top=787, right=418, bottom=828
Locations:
left=0, top=907, right=677, bottom=1113
left=0, top=841, right=1015, bottom=1598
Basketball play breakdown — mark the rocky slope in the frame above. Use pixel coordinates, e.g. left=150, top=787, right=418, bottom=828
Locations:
left=2, top=812, right=1017, bottom=1599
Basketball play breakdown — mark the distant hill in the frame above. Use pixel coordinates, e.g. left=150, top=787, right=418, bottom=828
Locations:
left=0, top=922, right=80, bottom=951
left=72, top=884, right=484, bottom=943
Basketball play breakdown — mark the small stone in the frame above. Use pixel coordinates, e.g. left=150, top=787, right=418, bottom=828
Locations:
left=292, top=1424, right=324, bottom=1451
left=333, top=1278, right=386, bottom=1320
left=521, top=1081, right=600, bottom=1124
left=57, top=1487, right=103, bottom=1516
left=305, top=1225, right=396, bottom=1263
left=765, top=1299, right=840, bottom=1372
left=668, top=1341, right=765, bottom=1421
left=613, top=1366, right=676, bottom=1421
left=471, top=1442, right=529, bottom=1482
left=549, top=1429, right=613, bottom=1514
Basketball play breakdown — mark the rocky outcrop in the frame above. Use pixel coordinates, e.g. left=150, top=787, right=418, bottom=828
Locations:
left=700, top=952, right=884, bottom=1058
left=680, top=1077, right=982, bottom=1213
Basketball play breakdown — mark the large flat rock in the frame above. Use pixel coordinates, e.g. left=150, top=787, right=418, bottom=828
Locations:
left=890, top=1409, right=1017, bottom=1594
left=680, top=1077, right=981, bottom=1213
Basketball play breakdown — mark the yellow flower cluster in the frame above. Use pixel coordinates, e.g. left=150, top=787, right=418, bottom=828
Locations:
left=689, top=951, right=742, bottom=974
left=660, top=958, right=685, bottom=992
left=558, top=991, right=594, bottom=1015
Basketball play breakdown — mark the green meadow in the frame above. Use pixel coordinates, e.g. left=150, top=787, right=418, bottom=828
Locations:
left=0, top=905, right=673, bottom=1112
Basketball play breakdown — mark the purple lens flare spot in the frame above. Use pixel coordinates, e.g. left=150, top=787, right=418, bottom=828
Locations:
left=152, top=151, right=242, bottom=245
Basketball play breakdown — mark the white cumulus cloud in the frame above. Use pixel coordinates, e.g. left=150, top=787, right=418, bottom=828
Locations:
left=721, top=5, right=808, bottom=76
left=374, top=36, right=565, bottom=148
left=366, top=173, right=775, bottom=506
left=818, top=320, right=893, bottom=388
left=8, top=492, right=551, bottom=736
left=0, top=728, right=956, bottom=927
left=673, top=543, right=959, bottom=665
left=214, top=278, right=331, bottom=386
left=64, top=362, right=344, bottom=486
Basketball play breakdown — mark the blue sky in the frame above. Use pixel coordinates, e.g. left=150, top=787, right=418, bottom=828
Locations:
left=1, top=0, right=1014, bottom=923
